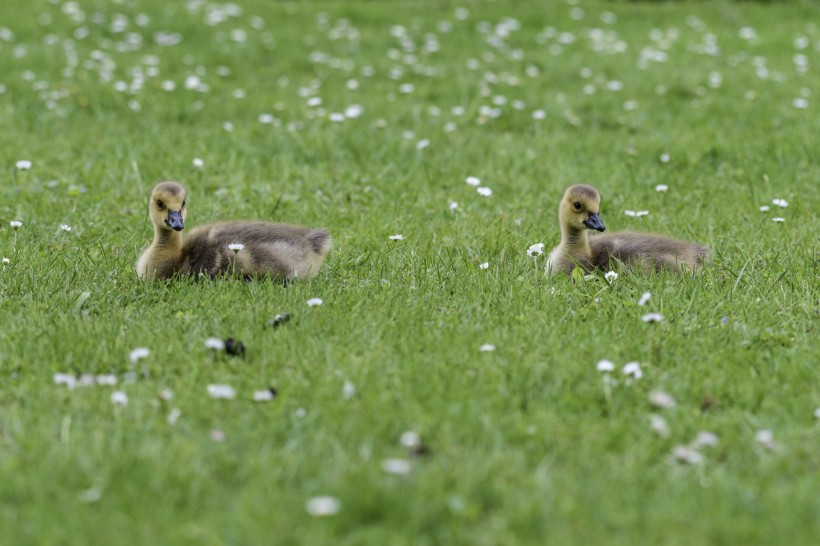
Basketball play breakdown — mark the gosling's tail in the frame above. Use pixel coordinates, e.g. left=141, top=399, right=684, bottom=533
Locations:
left=308, top=229, right=332, bottom=257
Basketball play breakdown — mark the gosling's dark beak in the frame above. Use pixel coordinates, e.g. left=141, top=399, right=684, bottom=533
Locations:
left=165, top=210, right=184, bottom=231
left=584, top=212, right=606, bottom=232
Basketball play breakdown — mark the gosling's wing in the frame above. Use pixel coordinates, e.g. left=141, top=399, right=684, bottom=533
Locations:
left=202, top=222, right=330, bottom=253
left=590, top=232, right=707, bottom=271
left=178, top=225, right=231, bottom=277
left=185, top=222, right=332, bottom=279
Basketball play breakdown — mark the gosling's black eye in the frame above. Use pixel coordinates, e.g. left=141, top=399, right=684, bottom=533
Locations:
left=157, top=200, right=165, bottom=210
left=573, top=202, right=582, bottom=211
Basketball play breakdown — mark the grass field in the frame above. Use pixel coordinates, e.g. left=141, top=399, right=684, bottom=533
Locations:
left=1, top=0, right=818, bottom=544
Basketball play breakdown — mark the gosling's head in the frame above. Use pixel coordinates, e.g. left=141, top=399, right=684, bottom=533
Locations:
left=149, top=181, right=187, bottom=232
left=559, top=184, right=606, bottom=232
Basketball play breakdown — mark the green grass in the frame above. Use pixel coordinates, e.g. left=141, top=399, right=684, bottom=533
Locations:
left=1, top=0, right=818, bottom=544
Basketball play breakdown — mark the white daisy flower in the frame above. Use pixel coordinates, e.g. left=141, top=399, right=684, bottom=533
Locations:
left=448, top=201, right=459, bottom=211
left=772, top=198, right=788, bottom=208
left=759, top=205, right=770, bottom=212
left=655, top=184, right=668, bottom=192
left=642, top=313, right=663, bottom=323
left=110, top=391, right=128, bottom=406
left=9, top=220, right=22, bottom=229
left=532, top=109, right=546, bottom=120
left=400, top=431, right=421, bottom=449
left=671, top=446, right=704, bottom=465
left=465, top=176, right=480, bottom=187
left=476, top=186, right=492, bottom=197
left=158, top=389, right=173, bottom=401
left=755, top=429, right=776, bottom=449
left=416, top=139, right=430, bottom=150
left=192, top=158, right=204, bottom=168
left=622, top=362, right=643, bottom=379
left=479, top=262, right=489, bottom=270
left=342, top=380, right=356, bottom=400
left=207, top=384, right=236, bottom=399
left=204, top=337, right=225, bottom=350
left=739, top=27, right=757, bottom=41
left=306, top=496, right=341, bottom=517
left=526, top=243, right=545, bottom=257
left=604, top=271, right=618, bottom=283
left=650, top=415, right=670, bottom=437
left=167, top=408, right=181, bottom=425
left=16, top=159, right=32, bottom=170
left=659, top=153, right=671, bottom=163
left=2, top=258, right=9, bottom=265
left=693, top=431, right=719, bottom=448
left=624, top=210, right=637, bottom=217
left=772, top=217, right=785, bottom=223
left=129, top=347, right=150, bottom=363
left=252, top=389, right=275, bottom=402
left=59, top=224, right=72, bottom=232
left=638, top=292, right=651, bottom=306
left=635, top=210, right=650, bottom=217
left=388, top=234, right=405, bottom=241
left=479, top=344, right=496, bottom=352
left=95, top=374, right=117, bottom=386
left=596, top=360, right=615, bottom=372
left=53, top=373, right=77, bottom=389
left=227, top=243, right=244, bottom=252
left=328, top=112, right=345, bottom=122
left=344, top=104, right=363, bottom=118
left=792, top=98, right=808, bottom=109
left=307, top=297, right=323, bottom=307
left=649, top=390, right=675, bottom=409
left=813, top=407, right=820, bottom=419
left=382, top=458, right=412, bottom=475
left=184, top=75, right=202, bottom=90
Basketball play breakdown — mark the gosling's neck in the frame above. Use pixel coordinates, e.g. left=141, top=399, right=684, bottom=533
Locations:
left=153, top=225, right=183, bottom=251
left=560, top=224, right=592, bottom=258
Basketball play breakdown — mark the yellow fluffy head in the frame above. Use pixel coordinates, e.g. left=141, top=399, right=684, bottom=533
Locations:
left=559, top=184, right=605, bottom=232
left=149, top=181, right=188, bottom=232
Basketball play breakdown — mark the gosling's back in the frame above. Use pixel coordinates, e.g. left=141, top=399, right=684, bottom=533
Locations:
left=589, top=232, right=708, bottom=273
left=180, top=222, right=331, bottom=279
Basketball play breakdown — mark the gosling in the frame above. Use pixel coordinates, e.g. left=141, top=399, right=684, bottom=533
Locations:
left=136, top=181, right=332, bottom=281
left=546, top=184, right=708, bottom=276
